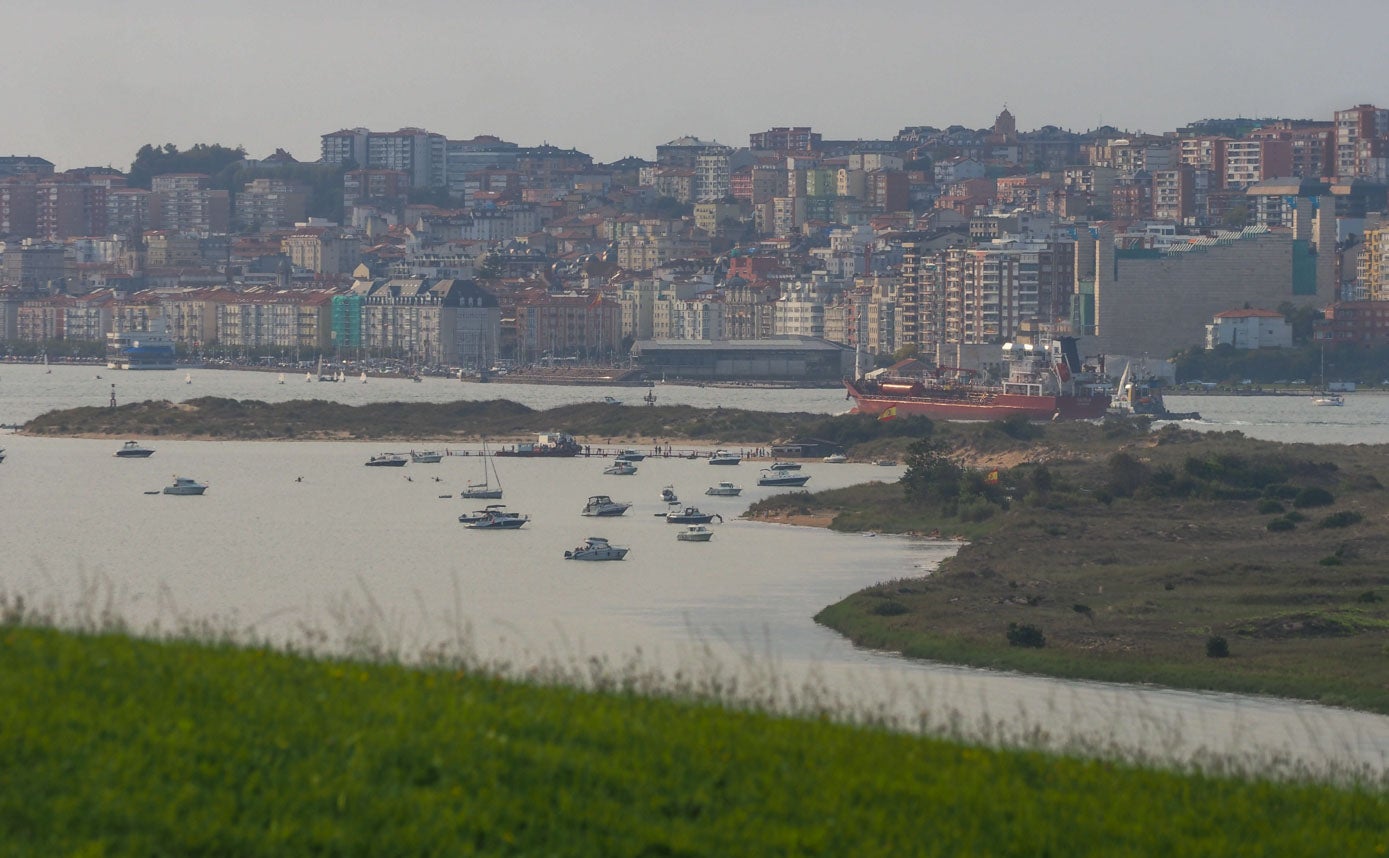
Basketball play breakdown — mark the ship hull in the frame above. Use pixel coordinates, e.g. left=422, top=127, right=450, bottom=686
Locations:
left=845, top=381, right=1110, bottom=421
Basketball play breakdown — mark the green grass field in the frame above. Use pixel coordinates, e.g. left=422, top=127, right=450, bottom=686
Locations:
left=0, top=627, right=1385, bottom=856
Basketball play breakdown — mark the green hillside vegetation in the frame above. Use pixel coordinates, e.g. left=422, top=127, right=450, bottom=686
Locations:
left=21, top=396, right=944, bottom=445
left=1, top=627, right=1384, bottom=855
left=749, top=424, right=1389, bottom=713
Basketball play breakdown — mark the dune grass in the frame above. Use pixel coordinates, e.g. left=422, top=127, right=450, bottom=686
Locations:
left=0, top=626, right=1385, bottom=856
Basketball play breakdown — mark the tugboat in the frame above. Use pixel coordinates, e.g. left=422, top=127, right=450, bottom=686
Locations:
left=1110, top=363, right=1201, bottom=421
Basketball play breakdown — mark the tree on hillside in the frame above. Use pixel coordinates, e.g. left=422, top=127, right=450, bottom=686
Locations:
left=901, top=437, right=963, bottom=506
left=1278, top=301, right=1322, bottom=345
left=128, top=143, right=247, bottom=189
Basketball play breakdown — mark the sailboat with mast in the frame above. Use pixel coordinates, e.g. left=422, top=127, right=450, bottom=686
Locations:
left=460, top=442, right=504, bottom=499
left=1311, top=345, right=1344, bottom=406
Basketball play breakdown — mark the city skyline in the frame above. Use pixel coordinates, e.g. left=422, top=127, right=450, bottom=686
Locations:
left=5, top=0, right=1386, bottom=171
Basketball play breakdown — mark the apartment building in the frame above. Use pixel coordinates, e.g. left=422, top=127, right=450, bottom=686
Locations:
left=150, top=174, right=229, bottom=233
left=1152, top=165, right=1196, bottom=223
left=1221, top=139, right=1292, bottom=190
left=217, top=289, right=333, bottom=351
left=1, top=243, right=69, bottom=290
left=514, top=292, right=622, bottom=361
left=1334, top=105, right=1389, bottom=178
left=322, top=127, right=446, bottom=188
left=1358, top=221, right=1389, bottom=301
left=234, top=178, right=308, bottom=228
left=749, top=127, right=821, bottom=152
left=283, top=227, right=361, bottom=276
left=1249, top=122, right=1333, bottom=178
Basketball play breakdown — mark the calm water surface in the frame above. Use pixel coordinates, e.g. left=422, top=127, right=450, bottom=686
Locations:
left=3, top=364, right=1388, bottom=775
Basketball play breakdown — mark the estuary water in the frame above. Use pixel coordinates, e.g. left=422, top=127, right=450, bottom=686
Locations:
left=2, top=363, right=1388, bottom=776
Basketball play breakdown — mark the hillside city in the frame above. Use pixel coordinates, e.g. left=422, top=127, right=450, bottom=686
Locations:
left=2, top=103, right=1388, bottom=382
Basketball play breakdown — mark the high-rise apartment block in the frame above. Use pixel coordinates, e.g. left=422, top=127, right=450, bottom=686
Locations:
left=321, top=127, right=446, bottom=188
left=1334, top=104, right=1389, bottom=178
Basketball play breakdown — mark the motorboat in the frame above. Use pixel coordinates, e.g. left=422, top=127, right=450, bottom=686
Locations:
left=581, top=495, right=632, bottom=517
left=614, top=449, right=646, bottom=462
left=603, top=461, right=638, bottom=476
left=659, top=485, right=679, bottom=504
left=876, top=460, right=899, bottom=467
left=1311, top=392, right=1344, bottom=406
left=458, top=504, right=508, bottom=524
left=163, top=476, right=207, bottom=496
left=676, top=524, right=714, bottom=542
left=365, top=453, right=408, bottom=467
left=823, top=453, right=848, bottom=464
left=601, top=396, right=622, bottom=406
left=665, top=506, right=722, bottom=524
left=705, top=482, right=742, bottom=497
left=767, top=461, right=801, bottom=471
left=464, top=509, right=529, bottom=529
left=564, top=536, right=629, bottom=561
left=708, top=450, right=741, bottom=465
left=409, top=450, right=444, bottom=463
left=757, top=470, right=811, bottom=487
left=115, top=440, right=155, bottom=458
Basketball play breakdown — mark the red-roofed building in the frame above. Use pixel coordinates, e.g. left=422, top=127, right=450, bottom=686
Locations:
left=1204, top=307, right=1291, bottom=349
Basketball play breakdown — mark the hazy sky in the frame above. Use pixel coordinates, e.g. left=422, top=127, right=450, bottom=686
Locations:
left=4, top=0, right=1384, bottom=171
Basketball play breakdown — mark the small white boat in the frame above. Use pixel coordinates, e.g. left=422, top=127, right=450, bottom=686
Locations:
left=277, top=373, right=286, bottom=384
left=365, top=453, right=408, bottom=467
left=163, top=476, right=207, bottom=496
left=603, top=461, right=637, bottom=476
left=465, top=509, right=529, bottom=529
left=875, top=459, right=898, bottom=467
left=360, top=372, right=368, bottom=384
left=659, top=485, right=679, bottom=504
left=823, top=453, right=848, bottom=464
left=666, top=506, right=722, bottom=524
left=114, top=440, right=155, bottom=458
left=768, top=461, right=801, bottom=471
left=1311, top=392, right=1344, bottom=406
left=705, top=482, right=742, bottom=497
left=184, top=373, right=192, bottom=384
left=757, top=470, right=810, bottom=487
left=564, top=536, right=629, bottom=561
left=581, top=495, right=632, bottom=517
left=601, top=396, right=622, bottom=406
left=304, top=372, right=313, bottom=382
left=677, top=524, right=714, bottom=542
left=614, top=449, right=646, bottom=462
left=458, top=504, right=508, bottom=524
left=708, top=450, right=741, bottom=465
left=409, top=450, right=443, bottom=464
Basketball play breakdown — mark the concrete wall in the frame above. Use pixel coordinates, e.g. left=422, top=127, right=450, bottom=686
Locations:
left=1090, top=222, right=1335, bottom=358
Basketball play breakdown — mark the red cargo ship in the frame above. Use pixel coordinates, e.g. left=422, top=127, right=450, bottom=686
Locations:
left=845, top=336, right=1111, bottom=422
